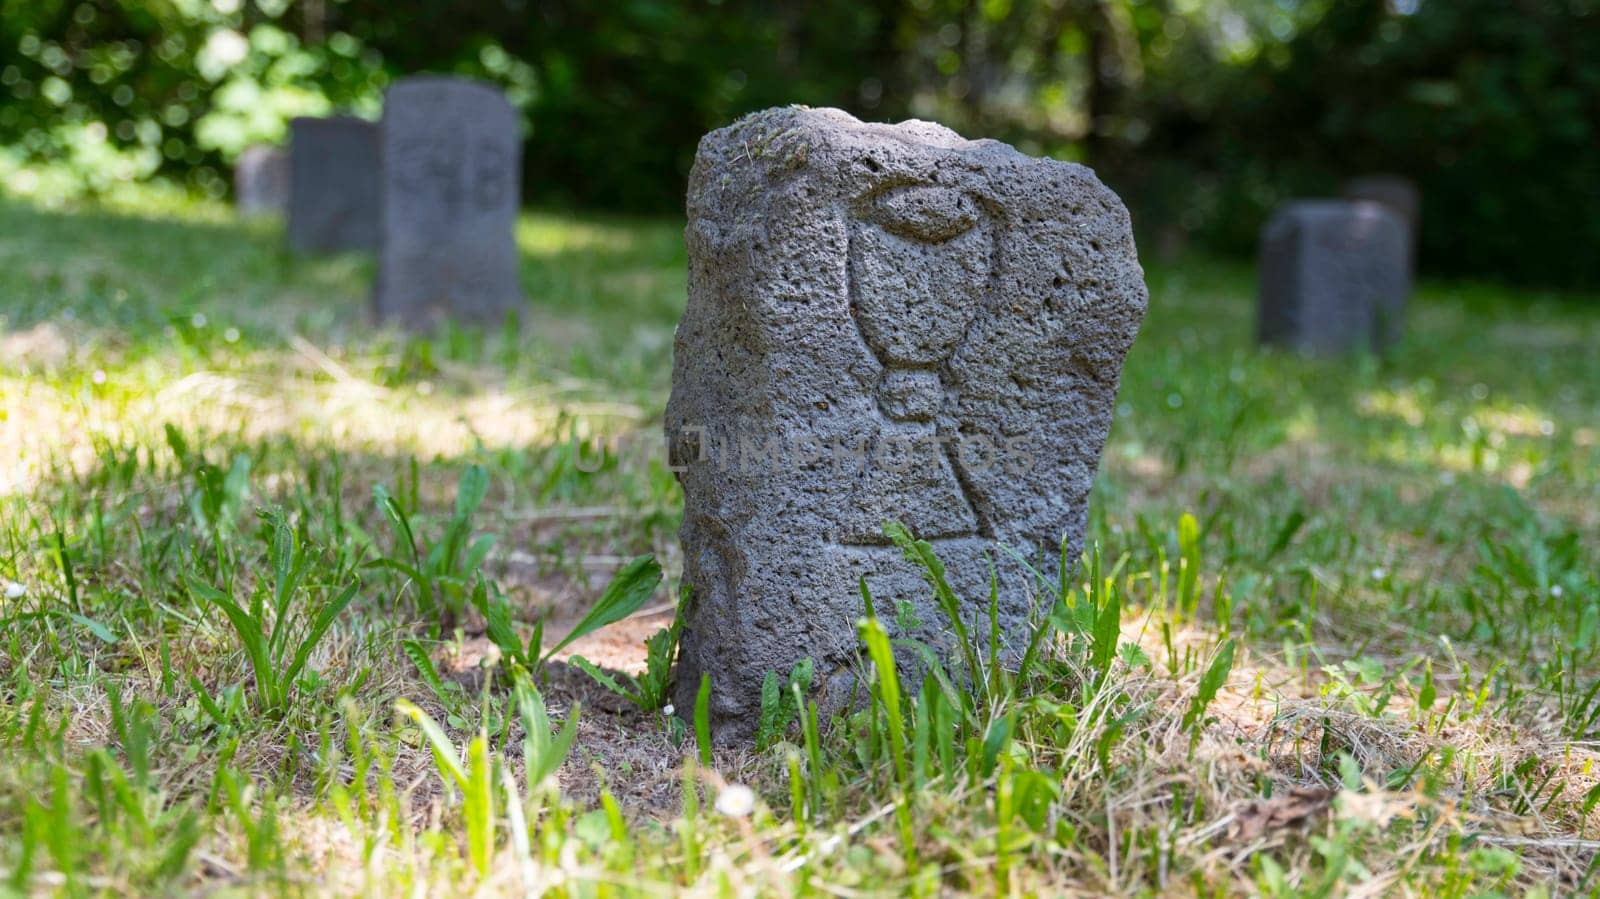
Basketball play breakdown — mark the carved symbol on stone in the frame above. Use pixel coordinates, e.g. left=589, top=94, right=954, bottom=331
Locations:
left=395, top=134, right=464, bottom=214
left=841, top=182, right=996, bottom=544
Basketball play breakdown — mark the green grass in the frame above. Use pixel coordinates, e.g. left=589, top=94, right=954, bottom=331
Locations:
left=0, top=186, right=1597, bottom=896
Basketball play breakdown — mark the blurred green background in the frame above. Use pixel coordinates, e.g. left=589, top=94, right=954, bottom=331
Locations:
left=2, top=0, right=1596, bottom=288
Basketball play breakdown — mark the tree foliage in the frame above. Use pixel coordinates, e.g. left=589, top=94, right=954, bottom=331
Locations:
left=1, top=0, right=1595, bottom=287
left=1188, top=0, right=1600, bottom=287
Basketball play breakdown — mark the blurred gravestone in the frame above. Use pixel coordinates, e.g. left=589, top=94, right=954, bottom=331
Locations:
left=235, top=145, right=288, bottom=217
left=1343, top=174, right=1420, bottom=276
left=374, top=76, right=523, bottom=328
left=1257, top=200, right=1409, bottom=354
left=287, top=116, right=380, bottom=253
left=666, top=107, right=1148, bottom=739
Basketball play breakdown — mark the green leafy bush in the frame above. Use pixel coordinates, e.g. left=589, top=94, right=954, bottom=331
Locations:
left=1163, top=0, right=1600, bottom=288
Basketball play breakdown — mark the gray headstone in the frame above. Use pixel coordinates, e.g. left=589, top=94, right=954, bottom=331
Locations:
left=374, top=76, right=523, bottom=328
left=1256, top=200, right=1409, bottom=354
left=1343, top=174, right=1420, bottom=275
left=287, top=116, right=380, bottom=253
left=666, top=107, right=1148, bottom=738
left=235, top=145, right=288, bottom=217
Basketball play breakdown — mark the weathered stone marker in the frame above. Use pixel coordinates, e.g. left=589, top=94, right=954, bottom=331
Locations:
left=287, top=116, right=380, bottom=253
left=1256, top=200, right=1409, bottom=354
left=666, top=107, right=1148, bottom=738
left=374, top=76, right=523, bottom=328
left=235, top=145, right=288, bottom=217
left=1344, top=171, right=1420, bottom=276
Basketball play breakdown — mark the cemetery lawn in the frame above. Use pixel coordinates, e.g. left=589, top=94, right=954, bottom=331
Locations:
left=1, top=191, right=1598, bottom=897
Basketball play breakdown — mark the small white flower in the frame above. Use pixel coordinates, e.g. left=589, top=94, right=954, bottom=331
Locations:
left=190, top=312, right=208, bottom=328
left=2, top=580, right=25, bottom=599
left=91, top=369, right=106, bottom=385
left=661, top=703, right=675, bottom=717
left=1552, top=585, right=1565, bottom=599
left=715, top=784, right=756, bottom=818
left=1371, top=567, right=1387, bottom=581
left=223, top=327, right=240, bottom=343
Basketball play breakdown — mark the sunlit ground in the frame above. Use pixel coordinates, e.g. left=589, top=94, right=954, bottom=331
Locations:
left=1, top=190, right=1598, bottom=894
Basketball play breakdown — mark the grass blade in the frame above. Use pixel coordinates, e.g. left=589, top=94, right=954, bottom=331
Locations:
left=694, top=673, right=713, bottom=767
left=516, top=674, right=578, bottom=788
left=282, top=580, right=359, bottom=690
left=396, top=700, right=468, bottom=790
left=464, top=733, right=494, bottom=876
left=402, top=639, right=449, bottom=701
left=541, top=555, right=662, bottom=662
left=189, top=577, right=273, bottom=704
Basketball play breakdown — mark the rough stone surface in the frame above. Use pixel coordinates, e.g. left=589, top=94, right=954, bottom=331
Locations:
left=374, top=76, right=523, bottom=328
left=1256, top=200, right=1409, bottom=354
left=235, top=145, right=288, bottom=217
left=287, top=116, right=380, bottom=253
left=666, top=106, right=1148, bottom=738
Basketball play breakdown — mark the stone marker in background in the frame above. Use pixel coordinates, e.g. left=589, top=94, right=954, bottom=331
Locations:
left=666, top=106, right=1148, bottom=738
left=1256, top=200, right=1409, bottom=354
left=374, top=76, right=523, bottom=328
left=287, top=116, right=380, bottom=253
left=1343, top=173, right=1420, bottom=286
left=235, top=145, right=288, bottom=217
